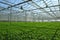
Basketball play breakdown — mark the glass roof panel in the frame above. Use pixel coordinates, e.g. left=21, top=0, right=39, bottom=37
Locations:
left=2, top=0, right=24, bottom=4
left=0, top=0, right=60, bottom=20
left=0, top=3, right=9, bottom=8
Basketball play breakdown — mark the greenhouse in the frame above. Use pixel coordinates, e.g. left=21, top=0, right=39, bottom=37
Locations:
left=0, top=0, right=60, bottom=40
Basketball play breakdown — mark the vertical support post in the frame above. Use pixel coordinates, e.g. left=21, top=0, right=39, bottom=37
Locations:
left=9, top=8, right=12, bottom=26
left=24, top=10, right=27, bottom=22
